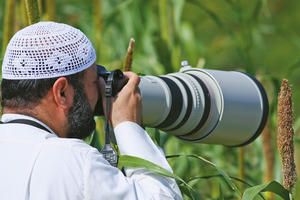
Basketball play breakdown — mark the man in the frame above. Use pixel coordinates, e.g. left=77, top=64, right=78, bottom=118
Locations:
left=0, top=21, right=182, bottom=199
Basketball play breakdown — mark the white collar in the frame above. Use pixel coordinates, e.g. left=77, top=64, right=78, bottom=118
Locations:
left=1, top=113, right=57, bottom=136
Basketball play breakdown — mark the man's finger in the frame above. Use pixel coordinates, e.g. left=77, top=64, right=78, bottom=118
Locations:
left=122, top=72, right=140, bottom=90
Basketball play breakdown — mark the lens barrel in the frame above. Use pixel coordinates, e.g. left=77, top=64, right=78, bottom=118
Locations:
left=139, top=66, right=268, bottom=146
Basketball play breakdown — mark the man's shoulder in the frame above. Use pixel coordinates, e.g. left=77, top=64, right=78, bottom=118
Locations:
left=35, top=136, right=104, bottom=173
left=44, top=136, right=97, bottom=156
left=0, top=122, right=100, bottom=161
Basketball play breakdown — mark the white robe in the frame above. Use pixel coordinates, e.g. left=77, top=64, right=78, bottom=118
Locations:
left=0, top=114, right=182, bottom=200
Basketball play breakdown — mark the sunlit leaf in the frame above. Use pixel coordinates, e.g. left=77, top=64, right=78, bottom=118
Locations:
left=119, top=155, right=186, bottom=185
left=242, top=181, right=290, bottom=200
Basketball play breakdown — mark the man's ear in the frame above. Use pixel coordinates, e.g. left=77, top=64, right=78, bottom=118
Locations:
left=52, top=77, right=74, bottom=109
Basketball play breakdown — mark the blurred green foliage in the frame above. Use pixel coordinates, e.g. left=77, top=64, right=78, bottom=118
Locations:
left=1, top=0, right=300, bottom=199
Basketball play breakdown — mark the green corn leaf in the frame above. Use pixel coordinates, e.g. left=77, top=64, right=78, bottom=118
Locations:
left=178, top=185, right=192, bottom=199
left=83, top=131, right=95, bottom=145
left=179, top=185, right=202, bottom=200
left=188, top=175, right=251, bottom=187
left=242, top=181, right=290, bottom=200
left=84, top=117, right=104, bottom=151
left=119, top=155, right=188, bottom=186
left=167, top=154, right=241, bottom=197
left=118, top=155, right=199, bottom=200
left=187, top=175, right=265, bottom=200
left=84, top=131, right=102, bottom=150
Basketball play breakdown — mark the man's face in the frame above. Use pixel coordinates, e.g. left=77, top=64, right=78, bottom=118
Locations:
left=81, top=64, right=100, bottom=111
left=67, top=64, right=100, bottom=139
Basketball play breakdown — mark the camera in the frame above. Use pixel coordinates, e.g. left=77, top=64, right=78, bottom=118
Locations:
left=94, top=65, right=128, bottom=116
left=94, top=62, right=268, bottom=147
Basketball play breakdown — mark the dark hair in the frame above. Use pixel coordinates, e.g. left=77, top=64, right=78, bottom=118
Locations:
left=1, top=71, right=85, bottom=109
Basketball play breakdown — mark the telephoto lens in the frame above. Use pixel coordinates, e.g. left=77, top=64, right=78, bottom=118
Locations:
left=139, top=61, right=268, bottom=146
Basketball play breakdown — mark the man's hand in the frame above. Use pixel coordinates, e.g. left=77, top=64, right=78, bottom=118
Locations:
left=100, top=72, right=142, bottom=128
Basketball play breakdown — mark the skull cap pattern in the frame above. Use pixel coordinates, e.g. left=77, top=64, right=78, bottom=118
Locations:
left=1, top=21, right=96, bottom=79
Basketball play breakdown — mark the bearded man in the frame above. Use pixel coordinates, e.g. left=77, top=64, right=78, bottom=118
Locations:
left=0, top=21, right=182, bottom=200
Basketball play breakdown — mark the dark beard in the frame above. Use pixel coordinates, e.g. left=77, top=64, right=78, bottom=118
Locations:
left=67, top=84, right=96, bottom=139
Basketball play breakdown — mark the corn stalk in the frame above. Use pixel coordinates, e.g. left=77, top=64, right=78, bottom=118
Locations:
left=159, top=0, right=171, bottom=48
left=38, top=0, right=42, bottom=16
left=262, top=121, right=275, bottom=200
left=1, top=0, right=17, bottom=115
left=2, top=0, right=16, bottom=58
left=93, top=0, right=102, bottom=62
left=45, top=0, right=55, bottom=21
left=238, top=147, right=245, bottom=191
left=24, top=0, right=40, bottom=25
left=21, top=0, right=29, bottom=27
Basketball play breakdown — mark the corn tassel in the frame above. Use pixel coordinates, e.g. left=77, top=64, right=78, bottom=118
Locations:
left=277, top=79, right=297, bottom=191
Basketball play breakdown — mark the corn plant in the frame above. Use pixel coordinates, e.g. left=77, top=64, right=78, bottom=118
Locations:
left=23, top=0, right=40, bottom=25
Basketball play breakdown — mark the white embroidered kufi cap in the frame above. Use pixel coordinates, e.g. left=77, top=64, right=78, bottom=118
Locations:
left=1, top=21, right=96, bottom=79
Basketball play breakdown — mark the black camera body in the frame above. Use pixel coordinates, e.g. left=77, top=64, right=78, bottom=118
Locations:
left=94, top=65, right=127, bottom=116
